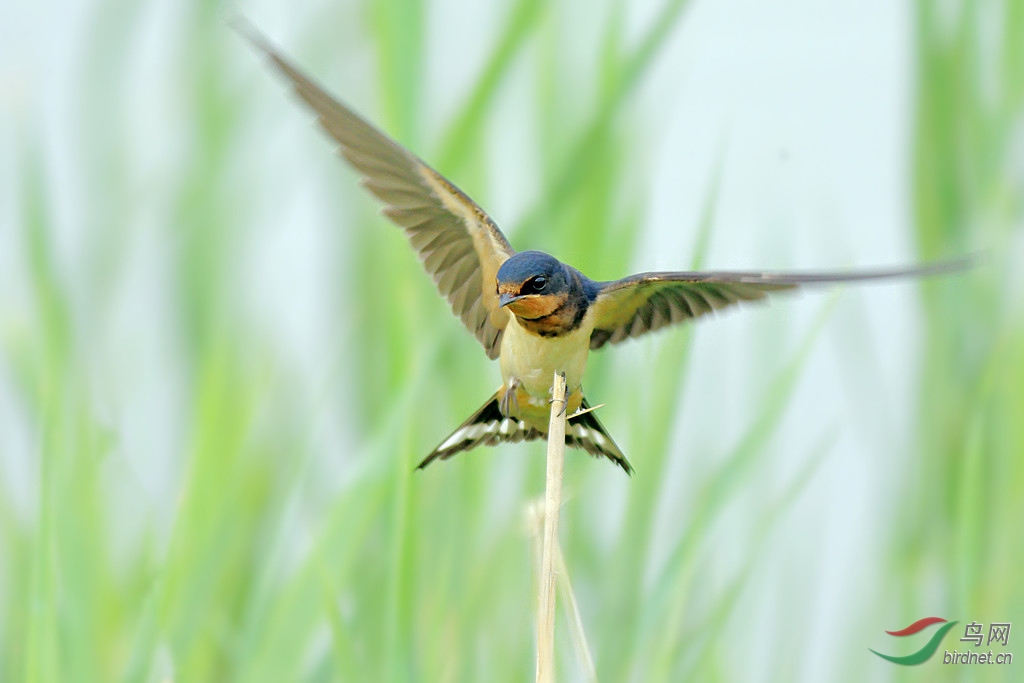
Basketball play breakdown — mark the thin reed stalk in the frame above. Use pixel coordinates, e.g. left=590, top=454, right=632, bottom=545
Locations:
left=536, top=371, right=568, bottom=683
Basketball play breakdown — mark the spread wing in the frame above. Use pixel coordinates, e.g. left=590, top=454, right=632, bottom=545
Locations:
left=588, top=260, right=970, bottom=350
left=240, top=23, right=515, bottom=358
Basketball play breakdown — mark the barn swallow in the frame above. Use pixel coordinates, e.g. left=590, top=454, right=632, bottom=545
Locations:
left=239, top=23, right=968, bottom=474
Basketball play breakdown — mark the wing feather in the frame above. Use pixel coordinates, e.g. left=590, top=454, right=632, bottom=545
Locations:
left=589, top=260, right=970, bottom=350
left=241, top=25, right=515, bottom=358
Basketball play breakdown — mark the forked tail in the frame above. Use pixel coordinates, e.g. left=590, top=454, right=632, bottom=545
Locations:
left=416, top=392, right=633, bottom=474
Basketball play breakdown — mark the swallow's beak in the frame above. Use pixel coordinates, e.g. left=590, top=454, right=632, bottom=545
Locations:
left=499, top=291, right=523, bottom=308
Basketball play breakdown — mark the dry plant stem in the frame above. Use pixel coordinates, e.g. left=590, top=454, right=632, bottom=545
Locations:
left=536, top=371, right=568, bottom=683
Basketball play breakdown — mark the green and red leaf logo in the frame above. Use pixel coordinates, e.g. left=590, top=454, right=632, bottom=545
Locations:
left=870, top=617, right=959, bottom=666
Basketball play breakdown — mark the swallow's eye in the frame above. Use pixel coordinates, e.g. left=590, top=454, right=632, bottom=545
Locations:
left=527, top=276, right=547, bottom=293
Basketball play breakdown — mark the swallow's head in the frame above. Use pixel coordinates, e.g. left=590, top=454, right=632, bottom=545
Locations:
left=496, top=251, right=571, bottom=320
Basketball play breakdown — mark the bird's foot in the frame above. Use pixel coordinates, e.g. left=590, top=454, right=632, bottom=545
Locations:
left=548, top=372, right=568, bottom=417
left=500, top=378, right=521, bottom=417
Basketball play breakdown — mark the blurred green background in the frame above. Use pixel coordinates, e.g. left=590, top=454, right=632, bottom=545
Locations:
left=1, top=0, right=1021, bottom=680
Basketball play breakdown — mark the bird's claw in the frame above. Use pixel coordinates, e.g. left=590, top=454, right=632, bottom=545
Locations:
left=500, top=378, right=521, bottom=416
left=548, top=372, right=568, bottom=417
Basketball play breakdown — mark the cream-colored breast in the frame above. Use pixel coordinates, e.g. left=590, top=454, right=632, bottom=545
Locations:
left=499, top=311, right=594, bottom=409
